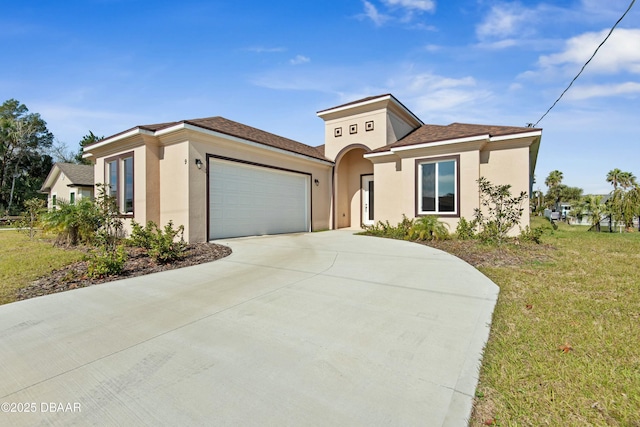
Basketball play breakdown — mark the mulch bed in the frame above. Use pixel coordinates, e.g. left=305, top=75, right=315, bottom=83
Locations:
left=17, top=243, right=232, bottom=301
left=421, top=239, right=555, bottom=268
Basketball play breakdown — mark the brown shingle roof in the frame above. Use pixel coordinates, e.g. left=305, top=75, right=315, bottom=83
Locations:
left=370, top=122, right=541, bottom=153
left=184, top=117, right=330, bottom=162
left=94, top=117, right=331, bottom=163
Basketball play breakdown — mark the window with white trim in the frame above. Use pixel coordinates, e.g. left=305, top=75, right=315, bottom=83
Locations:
left=417, top=158, right=457, bottom=215
left=106, top=153, right=134, bottom=214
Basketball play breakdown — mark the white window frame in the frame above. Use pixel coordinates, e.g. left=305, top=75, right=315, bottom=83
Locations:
left=417, top=156, right=458, bottom=216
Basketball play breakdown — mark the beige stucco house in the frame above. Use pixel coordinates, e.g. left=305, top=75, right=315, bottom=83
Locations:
left=40, top=163, right=94, bottom=209
left=82, top=94, right=541, bottom=242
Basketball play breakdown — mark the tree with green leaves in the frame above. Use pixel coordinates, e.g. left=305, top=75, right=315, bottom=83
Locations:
left=606, top=169, right=640, bottom=231
left=0, top=99, right=53, bottom=214
left=474, top=177, right=528, bottom=245
left=577, top=195, right=605, bottom=232
left=544, top=170, right=564, bottom=207
left=75, top=131, right=103, bottom=164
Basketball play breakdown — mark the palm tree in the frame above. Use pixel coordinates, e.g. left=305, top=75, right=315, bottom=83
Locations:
left=545, top=170, right=563, bottom=207
left=618, top=171, right=637, bottom=190
left=579, top=195, right=604, bottom=232
left=606, top=168, right=623, bottom=190
left=606, top=170, right=640, bottom=231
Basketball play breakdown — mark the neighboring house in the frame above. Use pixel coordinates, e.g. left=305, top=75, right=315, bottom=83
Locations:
left=40, top=163, right=95, bottom=209
left=82, top=94, right=542, bottom=242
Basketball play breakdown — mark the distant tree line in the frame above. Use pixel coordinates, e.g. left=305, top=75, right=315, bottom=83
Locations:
left=0, top=98, right=101, bottom=215
left=536, top=168, right=640, bottom=232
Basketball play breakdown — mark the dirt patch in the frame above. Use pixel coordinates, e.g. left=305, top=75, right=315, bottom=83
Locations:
left=17, top=243, right=231, bottom=301
left=420, top=239, right=555, bottom=268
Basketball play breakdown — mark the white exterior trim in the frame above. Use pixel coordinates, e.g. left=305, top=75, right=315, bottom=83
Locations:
left=317, top=95, right=423, bottom=125
left=364, top=131, right=540, bottom=158
left=392, top=135, right=490, bottom=152
left=83, top=128, right=154, bottom=156
left=317, top=95, right=393, bottom=117
left=362, top=151, right=397, bottom=159
left=489, top=130, right=542, bottom=142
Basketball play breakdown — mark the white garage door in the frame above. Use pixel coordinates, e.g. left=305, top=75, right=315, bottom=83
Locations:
left=208, top=158, right=311, bottom=240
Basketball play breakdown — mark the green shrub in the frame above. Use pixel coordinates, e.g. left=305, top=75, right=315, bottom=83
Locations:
left=407, top=216, right=449, bottom=241
left=362, top=215, right=414, bottom=239
left=129, top=220, right=155, bottom=249
left=519, top=225, right=544, bottom=244
left=42, top=198, right=101, bottom=245
left=87, top=245, right=127, bottom=278
left=135, top=221, right=187, bottom=264
left=456, top=217, right=477, bottom=240
left=474, top=177, right=528, bottom=245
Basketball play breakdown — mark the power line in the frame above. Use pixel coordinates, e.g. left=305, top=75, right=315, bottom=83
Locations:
left=531, top=0, right=636, bottom=127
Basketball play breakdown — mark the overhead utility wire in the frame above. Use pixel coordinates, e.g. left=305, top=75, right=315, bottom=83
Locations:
left=531, top=0, right=636, bottom=127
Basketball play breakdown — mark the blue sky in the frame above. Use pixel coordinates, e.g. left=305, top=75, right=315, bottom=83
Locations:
left=2, top=0, right=638, bottom=194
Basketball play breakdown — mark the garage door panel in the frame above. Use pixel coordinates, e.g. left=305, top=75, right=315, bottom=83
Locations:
left=209, top=158, right=310, bottom=240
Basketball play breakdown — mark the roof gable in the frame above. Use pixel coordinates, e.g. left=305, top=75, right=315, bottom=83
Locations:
left=40, top=163, right=94, bottom=192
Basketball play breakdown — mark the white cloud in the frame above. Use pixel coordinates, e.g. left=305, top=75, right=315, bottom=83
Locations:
left=566, top=82, right=640, bottom=100
left=361, top=0, right=434, bottom=26
left=539, top=28, right=640, bottom=75
left=385, top=72, right=493, bottom=120
left=382, top=0, right=435, bottom=12
left=476, top=3, right=535, bottom=40
left=362, top=1, right=389, bottom=26
left=289, top=55, right=310, bottom=65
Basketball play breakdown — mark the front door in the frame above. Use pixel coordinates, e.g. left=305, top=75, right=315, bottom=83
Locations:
left=362, top=175, right=374, bottom=226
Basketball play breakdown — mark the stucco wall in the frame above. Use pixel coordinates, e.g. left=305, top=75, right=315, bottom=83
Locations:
left=323, top=109, right=389, bottom=161
left=479, top=143, right=532, bottom=234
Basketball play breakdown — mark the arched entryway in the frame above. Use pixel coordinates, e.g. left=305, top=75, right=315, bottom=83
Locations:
left=334, top=145, right=373, bottom=229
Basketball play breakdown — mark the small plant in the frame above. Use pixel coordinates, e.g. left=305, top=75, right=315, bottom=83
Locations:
left=362, top=215, right=414, bottom=240
left=456, top=217, right=477, bottom=240
left=16, top=198, right=46, bottom=239
left=129, top=220, right=155, bottom=249
left=474, top=177, right=528, bottom=245
left=407, top=216, right=449, bottom=241
left=87, top=245, right=127, bottom=278
left=519, top=225, right=544, bottom=244
left=149, top=221, right=186, bottom=264
left=133, top=220, right=187, bottom=264
left=93, top=183, right=124, bottom=250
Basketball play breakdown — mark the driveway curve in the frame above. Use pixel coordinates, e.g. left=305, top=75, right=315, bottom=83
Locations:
left=0, top=231, right=498, bottom=426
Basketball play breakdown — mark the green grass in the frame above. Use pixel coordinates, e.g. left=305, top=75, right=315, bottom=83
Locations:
left=470, top=217, right=640, bottom=426
left=0, top=231, right=85, bottom=305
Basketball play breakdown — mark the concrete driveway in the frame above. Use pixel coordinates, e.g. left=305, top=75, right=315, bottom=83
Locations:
left=0, top=231, right=498, bottom=426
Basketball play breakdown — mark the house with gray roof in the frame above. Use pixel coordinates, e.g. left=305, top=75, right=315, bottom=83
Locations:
left=40, top=163, right=94, bottom=209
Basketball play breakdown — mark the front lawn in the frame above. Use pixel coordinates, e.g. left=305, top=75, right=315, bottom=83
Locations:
left=0, top=231, right=85, bottom=305
left=457, top=218, right=640, bottom=426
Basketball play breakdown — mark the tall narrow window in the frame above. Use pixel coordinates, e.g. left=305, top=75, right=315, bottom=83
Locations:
left=69, top=192, right=75, bottom=205
left=108, top=160, right=118, bottom=199
left=123, top=157, right=133, bottom=213
left=418, top=158, right=457, bottom=215
left=105, top=153, right=134, bottom=214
